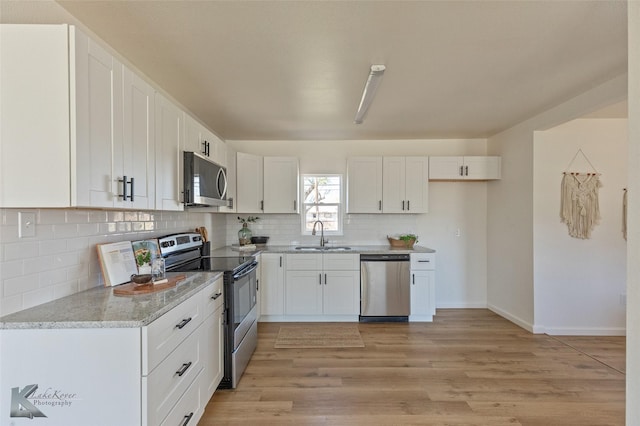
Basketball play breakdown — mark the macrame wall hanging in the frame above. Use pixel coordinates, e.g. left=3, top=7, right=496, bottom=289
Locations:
left=560, top=149, right=602, bottom=239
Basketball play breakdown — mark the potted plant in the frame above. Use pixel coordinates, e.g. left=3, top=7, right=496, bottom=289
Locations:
left=237, top=216, right=259, bottom=245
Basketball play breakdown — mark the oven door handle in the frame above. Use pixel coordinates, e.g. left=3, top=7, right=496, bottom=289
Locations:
left=233, top=263, right=258, bottom=280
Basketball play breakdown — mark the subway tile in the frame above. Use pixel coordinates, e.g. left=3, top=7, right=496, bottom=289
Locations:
left=54, top=223, right=78, bottom=238
left=117, top=222, right=132, bottom=233
left=4, top=274, right=39, bottom=297
left=52, top=253, right=79, bottom=269
left=88, top=211, right=109, bottom=223
left=38, top=209, right=67, bottom=225
left=77, top=223, right=100, bottom=236
left=22, top=287, right=54, bottom=310
left=0, top=260, right=23, bottom=280
left=39, top=269, right=67, bottom=287
left=132, top=222, right=145, bottom=232
left=67, top=237, right=89, bottom=252
left=3, top=241, right=39, bottom=261
left=110, top=211, right=125, bottom=222
left=66, top=210, right=90, bottom=224
left=124, top=212, right=138, bottom=221
left=0, top=294, right=22, bottom=316
left=0, top=225, right=19, bottom=243
left=53, top=281, right=78, bottom=299
left=39, top=239, right=68, bottom=255
left=2, top=210, right=19, bottom=226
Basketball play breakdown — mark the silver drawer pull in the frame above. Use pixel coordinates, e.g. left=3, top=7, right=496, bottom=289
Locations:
left=418, top=260, right=430, bottom=263
left=181, top=412, right=194, bottom=426
left=175, top=317, right=192, bottom=329
left=175, top=361, right=192, bottom=377
left=211, top=292, right=222, bottom=300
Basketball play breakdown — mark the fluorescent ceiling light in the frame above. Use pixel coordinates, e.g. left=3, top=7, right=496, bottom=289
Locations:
left=354, top=64, right=386, bottom=124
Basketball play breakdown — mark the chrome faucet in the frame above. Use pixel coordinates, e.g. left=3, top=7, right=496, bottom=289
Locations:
left=311, top=220, right=327, bottom=247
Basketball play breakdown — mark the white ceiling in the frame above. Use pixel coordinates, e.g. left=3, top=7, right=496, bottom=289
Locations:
left=0, top=0, right=628, bottom=141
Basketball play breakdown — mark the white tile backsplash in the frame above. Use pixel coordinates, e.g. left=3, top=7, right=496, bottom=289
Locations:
left=0, top=208, right=217, bottom=317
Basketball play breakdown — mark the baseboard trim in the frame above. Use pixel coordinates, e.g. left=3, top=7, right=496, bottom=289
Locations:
left=437, top=302, right=487, bottom=309
left=487, top=304, right=535, bottom=333
left=534, top=325, right=626, bottom=336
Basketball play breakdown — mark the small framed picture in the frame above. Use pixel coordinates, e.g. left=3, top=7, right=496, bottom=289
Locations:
left=131, top=239, right=161, bottom=275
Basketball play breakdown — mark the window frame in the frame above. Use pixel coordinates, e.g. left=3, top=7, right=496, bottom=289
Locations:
left=300, top=174, right=344, bottom=236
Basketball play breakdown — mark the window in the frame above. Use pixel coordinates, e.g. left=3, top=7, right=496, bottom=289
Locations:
left=302, top=175, right=342, bottom=235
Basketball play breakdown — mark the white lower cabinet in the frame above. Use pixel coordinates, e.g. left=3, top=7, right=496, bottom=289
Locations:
left=260, top=253, right=285, bottom=317
left=283, top=253, right=359, bottom=321
left=410, top=253, right=436, bottom=321
left=0, top=277, right=224, bottom=426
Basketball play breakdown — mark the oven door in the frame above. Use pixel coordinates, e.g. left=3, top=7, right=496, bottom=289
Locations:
left=232, top=263, right=257, bottom=348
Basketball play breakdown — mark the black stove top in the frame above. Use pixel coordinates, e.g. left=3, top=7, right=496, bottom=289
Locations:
left=204, top=256, right=255, bottom=273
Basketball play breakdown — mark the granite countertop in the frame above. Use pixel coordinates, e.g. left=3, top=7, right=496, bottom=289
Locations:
left=0, top=271, right=222, bottom=330
left=210, top=244, right=435, bottom=257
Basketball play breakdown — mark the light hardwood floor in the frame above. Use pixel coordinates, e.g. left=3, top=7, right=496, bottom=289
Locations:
left=200, top=309, right=625, bottom=425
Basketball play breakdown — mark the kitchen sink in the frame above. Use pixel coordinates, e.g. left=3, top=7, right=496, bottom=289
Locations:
left=294, top=246, right=352, bottom=251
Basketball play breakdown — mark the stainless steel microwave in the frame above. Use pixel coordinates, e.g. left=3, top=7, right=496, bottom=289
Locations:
left=183, top=151, right=229, bottom=207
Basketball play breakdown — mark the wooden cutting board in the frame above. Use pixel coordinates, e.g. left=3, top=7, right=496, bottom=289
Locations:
left=113, top=275, right=186, bottom=296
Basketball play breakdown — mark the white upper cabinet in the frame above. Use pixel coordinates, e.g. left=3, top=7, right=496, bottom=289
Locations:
left=346, top=157, right=383, bottom=213
left=429, top=156, right=501, bottom=180
left=347, top=156, right=428, bottom=214
left=118, top=67, right=155, bottom=210
left=154, top=92, right=184, bottom=211
left=382, top=157, right=429, bottom=214
left=264, top=157, right=299, bottom=214
left=236, top=153, right=299, bottom=214
left=236, top=152, right=264, bottom=213
left=218, top=144, right=237, bottom=213
left=184, top=115, right=226, bottom=167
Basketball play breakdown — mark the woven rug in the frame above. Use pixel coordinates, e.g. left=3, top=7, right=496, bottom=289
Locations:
left=274, top=323, right=365, bottom=348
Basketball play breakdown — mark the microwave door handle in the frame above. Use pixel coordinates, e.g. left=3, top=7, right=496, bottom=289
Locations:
left=217, top=167, right=228, bottom=199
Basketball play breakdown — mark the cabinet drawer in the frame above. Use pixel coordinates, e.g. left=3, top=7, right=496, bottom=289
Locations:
left=160, top=368, right=205, bottom=426
left=142, top=287, right=205, bottom=375
left=285, top=253, right=322, bottom=270
left=202, top=276, right=224, bottom=314
left=144, top=324, right=204, bottom=426
left=323, top=253, right=359, bottom=270
left=410, top=253, right=435, bottom=270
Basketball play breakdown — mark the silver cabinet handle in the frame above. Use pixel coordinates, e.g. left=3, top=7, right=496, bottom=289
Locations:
left=294, top=200, right=297, bottom=211
left=412, top=274, right=415, bottom=285
left=407, top=200, right=410, bottom=211
left=465, top=165, right=469, bottom=176
left=379, top=200, right=382, bottom=211
left=319, top=273, right=322, bottom=285
left=459, top=165, right=464, bottom=176
left=324, top=273, right=327, bottom=285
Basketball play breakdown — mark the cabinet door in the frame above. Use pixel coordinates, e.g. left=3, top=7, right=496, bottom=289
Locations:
left=264, top=156, right=299, bottom=213
left=219, top=144, right=237, bottom=212
left=410, top=270, right=435, bottom=321
left=260, top=253, right=285, bottom=316
left=236, top=152, right=264, bottom=213
left=206, top=130, right=226, bottom=166
left=382, top=157, right=405, bottom=213
left=0, top=25, right=71, bottom=207
left=120, top=67, right=155, bottom=210
left=285, top=270, right=323, bottom=315
left=346, top=157, right=383, bottom=213
left=73, top=30, right=121, bottom=208
left=202, top=306, right=224, bottom=401
left=184, top=114, right=205, bottom=155
left=154, top=92, right=184, bottom=211
left=464, top=156, right=502, bottom=180
left=323, top=270, right=359, bottom=315
left=428, top=156, right=464, bottom=180
left=404, top=157, right=429, bottom=213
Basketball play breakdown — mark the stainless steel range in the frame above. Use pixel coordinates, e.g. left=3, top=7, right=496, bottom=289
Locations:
left=158, top=233, right=258, bottom=389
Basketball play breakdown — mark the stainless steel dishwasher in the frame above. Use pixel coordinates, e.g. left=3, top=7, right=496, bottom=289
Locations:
left=360, top=253, right=410, bottom=322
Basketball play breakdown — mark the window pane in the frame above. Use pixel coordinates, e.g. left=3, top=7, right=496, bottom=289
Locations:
left=303, top=176, right=340, bottom=204
left=304, top=205, right=339, bottom=232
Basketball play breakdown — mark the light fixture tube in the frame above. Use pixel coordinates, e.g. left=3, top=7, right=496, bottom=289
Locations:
left=354, top=64, right=386, bottom=124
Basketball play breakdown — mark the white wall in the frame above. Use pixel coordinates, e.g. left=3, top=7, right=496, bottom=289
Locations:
left=533, top=118, right=627, bottom=335
left=486, top=74, right=627, bottom=332
left=0, top=208, right=224, bottom=316
left=227, top=139, right=490, bottom=308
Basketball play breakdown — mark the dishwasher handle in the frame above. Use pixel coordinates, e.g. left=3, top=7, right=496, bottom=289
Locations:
left=360, top=254, right=410, bottom=262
